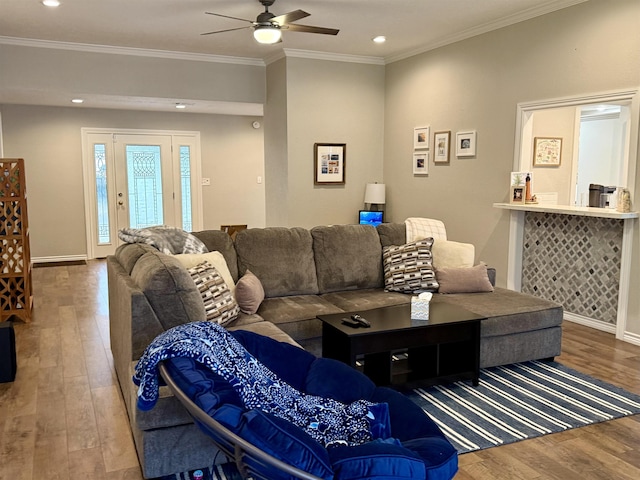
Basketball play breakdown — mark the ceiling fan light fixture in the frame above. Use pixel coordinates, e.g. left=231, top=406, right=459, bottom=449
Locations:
left=253, top=25, right=281, bottom=44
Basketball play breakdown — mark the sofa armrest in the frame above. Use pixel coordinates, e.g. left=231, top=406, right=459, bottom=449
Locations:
left=487, top=267, right=496, bottom=286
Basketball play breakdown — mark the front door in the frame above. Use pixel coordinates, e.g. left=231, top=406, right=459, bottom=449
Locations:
left=82, top=130, right=201, bottom=258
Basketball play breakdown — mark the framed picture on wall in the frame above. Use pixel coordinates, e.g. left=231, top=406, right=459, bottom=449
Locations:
left=533, top=137, right=562, bottom=166
left=413, top=126, right=430, bottom=149
left=433, top=131, right=451, bottom=163
left=314, top=143, right=346, bottom=184
left=456, top=130, right=476, bottom=157
left=413, top=152, right=429, bottom=175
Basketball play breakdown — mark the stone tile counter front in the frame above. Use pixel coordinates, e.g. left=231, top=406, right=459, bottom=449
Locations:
left=522, top=213, right=622, bottom=325
left=494, top=203, right=637, bottom=337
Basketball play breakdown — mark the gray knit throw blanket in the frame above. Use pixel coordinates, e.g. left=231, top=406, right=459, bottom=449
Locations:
left=118, top=225, right=207, bottom=254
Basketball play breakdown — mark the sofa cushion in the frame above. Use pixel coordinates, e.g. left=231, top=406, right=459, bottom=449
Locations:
left=130, top=251, right=206, bottom=331
left=328, top=441, right=427, bottom=480
left=235, top=270, right=265, bottom=315
left=191, top=230, right=239, bottom=282
left=312, top=224, right=384, bottom=293
left=434, top=287, right=563, bottom=337
left=235, top=227, right=319, bottom=297
left=187, top=261, right=240, bottom=326
left=239, top=410, right=334, bottom=480
left=320, top=288, right=410, bottom=313
left=115, top=243, right=156, bottom=274
left=436, top=263, right=494, bottom=294
left=256, top=295, right=343, bottom=340
left=228, top=321, right=301, bottom=348
left=377, top=222, right=406, bottom=247
left=305, top=357, right=377, bottom=403
left=401, top=437, right=459, bottom=480
left=383, top=239, right=439, bottom=293
left=164, top=357, right=243, bottom=416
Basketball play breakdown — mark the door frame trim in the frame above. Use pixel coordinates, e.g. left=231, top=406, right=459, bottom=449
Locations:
left=81, top=128, right=203, bottom=259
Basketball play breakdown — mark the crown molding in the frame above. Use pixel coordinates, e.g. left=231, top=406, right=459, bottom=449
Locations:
left=283, top=49, right=385, bottom=66
left=0, top=36, right=266, bottom=67
left=385, top=0, right=589, bottom=64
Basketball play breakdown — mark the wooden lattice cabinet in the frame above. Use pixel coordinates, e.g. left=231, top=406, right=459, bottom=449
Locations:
left=0, top=159, right=32, bottom=323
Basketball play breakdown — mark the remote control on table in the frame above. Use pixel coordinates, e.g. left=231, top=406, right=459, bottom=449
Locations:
left=341, top=314, right=370, bottom=328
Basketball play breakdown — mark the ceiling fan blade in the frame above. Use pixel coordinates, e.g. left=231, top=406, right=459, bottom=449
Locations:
left=271, top=9, right=310, bottom=26
left=201, top=26, right=251, bottom=36
left=283, top=24, right=339, bottom=36
left=205, top=11, right=254, bottom=23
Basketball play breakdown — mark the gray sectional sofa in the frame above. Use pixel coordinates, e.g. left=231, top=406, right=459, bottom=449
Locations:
left=107, top=222, right=563, bottom=478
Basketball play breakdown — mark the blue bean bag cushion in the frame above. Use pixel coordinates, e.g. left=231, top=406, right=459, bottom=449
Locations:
left=163, top=328, right=458, bottom=480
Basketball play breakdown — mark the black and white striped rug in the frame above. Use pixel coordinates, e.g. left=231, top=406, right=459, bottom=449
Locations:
left=404, top=360, right=640, bottom=453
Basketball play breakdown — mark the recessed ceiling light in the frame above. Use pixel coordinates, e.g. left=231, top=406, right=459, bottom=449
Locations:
left=175, top=103, right=187, bottom=109
left=71, top=98, right=84, bottom=104
left=42, top=0, right=61, bottom=7
left=373, top=36, right=386, bottom=44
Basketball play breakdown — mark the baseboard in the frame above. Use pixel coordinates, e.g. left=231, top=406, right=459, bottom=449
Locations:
left=32, top=255, right=88, bottom=267
left=564, top=312, right=616, bottom=334
left=622, top=331, right=640, bottom=347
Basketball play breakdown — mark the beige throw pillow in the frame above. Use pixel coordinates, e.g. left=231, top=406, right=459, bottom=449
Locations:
left=431, top=239, right=475, bottom=270
left=436, top=263, right=494, bottom=294
left=175, top=251, right=235, bottom=295
left=235, top=270, right=265, bottom=315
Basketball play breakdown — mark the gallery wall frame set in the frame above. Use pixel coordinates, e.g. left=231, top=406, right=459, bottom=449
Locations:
left=314, top=143, right=346, bottom=185
left=412, top=126, right=475, bottom=174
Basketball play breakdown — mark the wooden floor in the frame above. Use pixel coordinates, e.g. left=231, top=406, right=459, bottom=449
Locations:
left=1, top=260, right=639, bottom=480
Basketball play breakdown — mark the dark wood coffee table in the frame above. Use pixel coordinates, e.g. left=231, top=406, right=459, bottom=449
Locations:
left=317, top=301, right=485, bottom=386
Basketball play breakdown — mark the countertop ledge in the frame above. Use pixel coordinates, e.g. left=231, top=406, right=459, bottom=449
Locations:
left=493, top=202, right=638, bottom=219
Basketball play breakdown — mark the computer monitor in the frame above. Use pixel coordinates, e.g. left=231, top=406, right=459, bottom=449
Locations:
left=359, top=210, right=384, bottom=227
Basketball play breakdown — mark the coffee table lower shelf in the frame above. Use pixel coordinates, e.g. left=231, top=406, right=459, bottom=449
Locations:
left=319, top=303, right=483, bottom=387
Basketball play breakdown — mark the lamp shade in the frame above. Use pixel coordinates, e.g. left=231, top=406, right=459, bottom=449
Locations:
left=364, top=183, right=386, bottom=204
left=253, top=25, right=282, bottom=44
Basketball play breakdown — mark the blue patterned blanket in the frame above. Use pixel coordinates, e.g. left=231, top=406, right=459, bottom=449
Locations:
left=133, top=322, right=388, bottom=448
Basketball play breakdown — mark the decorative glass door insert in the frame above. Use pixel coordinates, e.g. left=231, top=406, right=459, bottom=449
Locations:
left=82, top=130, right=201, bottom=258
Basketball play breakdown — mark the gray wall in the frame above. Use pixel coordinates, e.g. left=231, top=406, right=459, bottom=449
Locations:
left=264, top=56, right=385, bottom=228
left=264, top=58, right=289, bottom=226
left=0, top=43, right=265, bottom=104
left=0, top=105, right=265, bottom=258
left=384, top=0, right=640, bottom=334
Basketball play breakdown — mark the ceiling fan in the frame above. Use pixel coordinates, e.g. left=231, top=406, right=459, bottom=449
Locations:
left=202, top=0, right=339, bottom=45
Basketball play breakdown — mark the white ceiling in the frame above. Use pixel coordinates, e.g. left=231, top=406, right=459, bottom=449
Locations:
left=0, top=0, right=588, bottom=113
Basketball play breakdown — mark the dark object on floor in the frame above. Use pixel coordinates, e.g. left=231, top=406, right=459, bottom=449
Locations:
left=155, top=462, right=243, bottom=480
left=0, top=321, right=17, bottom=383
left=160, top=329, right=458, bottom=480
